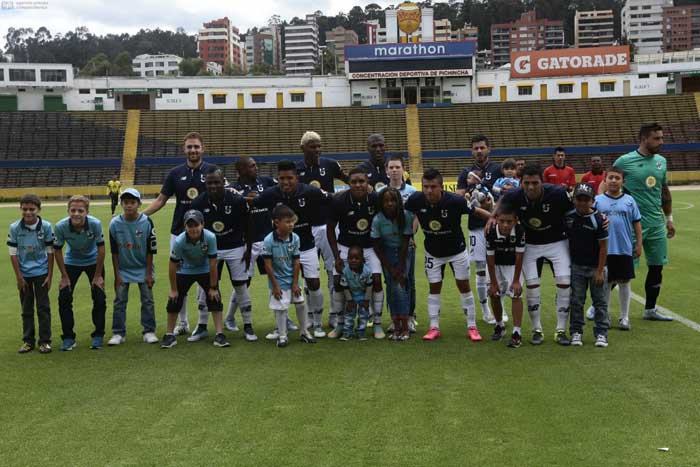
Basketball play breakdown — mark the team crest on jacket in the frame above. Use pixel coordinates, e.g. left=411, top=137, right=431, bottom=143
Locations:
left=37, top=229, right=44, bottom=240
left=441, top=209, right=448, bottom=218
left=201, top=241, right=209, bottom=252
left=225, top=205, right=232, bottom=215
left=187, top=188, right=199, bottom=200
left=213, top=221, right=225, bottom=232
left=542, top=204, right=550, bottom=213
left=319, top=168, right=326, bottom=176
left=298, top=198, right=306, bottom=207
left=356, top=219, right=369, bottom=231
left=310, top=180, right=321, bottom=188
left=656, top=161, right=663, bottom=170
left=135, top=229, right=143, bottom=237
left=429, top=220, right=442, bottom=231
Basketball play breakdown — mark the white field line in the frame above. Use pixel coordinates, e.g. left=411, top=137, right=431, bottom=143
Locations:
left=630, top=291, right=700, bottom=333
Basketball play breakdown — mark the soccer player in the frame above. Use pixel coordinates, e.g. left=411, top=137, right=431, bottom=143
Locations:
left=224, top=156, right=277, bottom=332
left=602, top=122, right=675, bottom=321
left=497, top=164, right=576, bottom=345
left=357, top=133, right=391, bottom=190
left=262, top=205, right=313, bottom=348
left=295, top=131, right=349, bottom=332
left=457, top=135, right=502, bottom=325
left=107, top=175, right=122, bottom=216
left=108, top=189, right=158, bottom=346
left=379, top=155, right=418, bottom=331
left=590, top=166, right=642, bottom=330
left=161, top=210, right=227, bottom=349
left=143, top=131, right=212, bottom=335
left=485, top=205, right=525, bottom=348
left=581, top=156, right=606, bottom=194
left=253, top=160, right=326, bottom=342
left=190, top=166, right=255, bottom=342
left=405, top=168, right=491, bottom=341
left=327, top=168, right=384, bottom=339
left=53, top=195, right=106, bottom=350
left=9, top=194, right=54, bottom=354
left=566, top=183, right=609, bottom=347
left=543, top=147, right=576, bottom=191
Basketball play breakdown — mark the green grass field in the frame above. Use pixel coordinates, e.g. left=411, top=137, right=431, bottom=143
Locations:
left=1, top=191, right=699, bottom=466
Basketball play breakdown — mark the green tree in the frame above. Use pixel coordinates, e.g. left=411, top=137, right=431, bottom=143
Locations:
left=179, top=58, right=205, bottom=76
left=80, top=53, right=111, bottom=76
left=110, top=51, right=133, bottom=76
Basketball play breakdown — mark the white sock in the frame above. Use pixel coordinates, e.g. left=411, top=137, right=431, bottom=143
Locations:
left=196, top=286, right=209, bottom=326
left=618, top=282, right=631, bottom=321
left=233, top=285, right=252, bottom=325
left=333, top=289, right=346, bottom=326
left=177, top=295, right=188, bottom=325
left=556, top=286, right=571, bottom=331
left=475, top=274, right=491, bottom=318
left=225, top=290, right=238, bottom=322
left=294, top=302, right=308, bottom=334
left=275, top=310, right=287, bottom=338
left=460, top=292, right=477, bottom=328
left=372, top=290, right=384, bottom=325
left=526, top=287, right=542, bottom=330
left=327, top=278, right=337, bottom=324
left=428, top=294, right=441, bottom=329
left=308, top=288, right=323, bottom=327
left=497, top=320, right=504, bottom=327
left=513, top=326, right=522, bottom=335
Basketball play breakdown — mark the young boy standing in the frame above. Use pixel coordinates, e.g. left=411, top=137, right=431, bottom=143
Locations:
left=162, top=210, right=227, bottom=349
left=591, top=167, right=642, bottom=330
left=485, top=206, right=525, bottom=348
left=8, top=194, right=55, bottom=354
left=340, top=245, right=375, bottom=341
left=262, top=205, right=315, bottom=348
left=108, top=188, right=158, bottom=346
left=566, top=183, right=609, bottom=347
left=54, top=195, right=106, bottom=350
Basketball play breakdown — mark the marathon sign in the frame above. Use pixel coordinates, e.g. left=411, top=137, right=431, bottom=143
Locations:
left=345, top=41, right=475, bottom=61
left=348, top=69, right=472, bottom=79
left=510, top=46, right=630, bottom=79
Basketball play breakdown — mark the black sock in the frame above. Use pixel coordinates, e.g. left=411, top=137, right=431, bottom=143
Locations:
left=645, top=265, right=663, bottom=309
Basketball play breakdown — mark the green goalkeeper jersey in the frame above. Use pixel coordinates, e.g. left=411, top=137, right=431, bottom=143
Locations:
left=613, top=150, right=667, bottom=233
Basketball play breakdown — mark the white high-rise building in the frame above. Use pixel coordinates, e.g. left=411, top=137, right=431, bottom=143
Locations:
left=284, top=14, right=319, bottom=75
left=132, top=54, right=182, bottom=77
left=622, top=0, right=674, bottom=54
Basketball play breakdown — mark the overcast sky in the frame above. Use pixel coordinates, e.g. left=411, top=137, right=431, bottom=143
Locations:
left=1, top=0, right=396, bottom=49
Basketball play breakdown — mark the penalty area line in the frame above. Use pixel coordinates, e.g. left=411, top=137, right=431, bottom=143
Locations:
left=630, top=291, right=700, bottom=333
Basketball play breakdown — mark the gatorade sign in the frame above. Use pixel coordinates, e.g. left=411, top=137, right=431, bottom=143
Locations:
left=510, top=46, right=630, bottom=78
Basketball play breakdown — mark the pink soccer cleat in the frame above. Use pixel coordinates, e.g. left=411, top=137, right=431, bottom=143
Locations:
left=467, top=327, right=482, bottom=342
left=422, top=327, right=441, bottom=341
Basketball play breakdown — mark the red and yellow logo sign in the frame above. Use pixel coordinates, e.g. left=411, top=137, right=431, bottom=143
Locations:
left=397, top=2, right=421, bottom=35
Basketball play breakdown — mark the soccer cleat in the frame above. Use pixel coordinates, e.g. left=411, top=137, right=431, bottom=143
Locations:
left=618, top=318, right=631, bottom=331
left=373, top=325, right=386, bottom=340
left=187, top=325, right=209, bottom=342
left=483, top=310, right=496, bottom=325
left=286, top=318, right=299, bottom=331
left=90, top=336, right=103, bottom=350
left=594, top=334, right=608, bottom=348
left=530, top=329, right=544, bottom=345
left=643, top=309, right=673, bottom=321
left=327, top=325, right=343, bottom=339
left=570, top=332, right=583, bottom=346
left=507, top=332, right=522, bottom=348
left=18, top=342, right=34, bottom=354
left=243, top=324, right=258, bottom=342
left=300, top=332, right=316, bottom=344
left=276, top=336, right=288, bottom=348
left=213, top=333, right=231, bottom=348
left=554, top=330, right=571, bottom=346
left=173, top=321, right=190, bottom=336
left=586, top=306, right=595, bottom=320
left=61, top=338, right=76, bottom=351
left=358, top=332, right=368, bottom=341
left=160, top=334, right=177, bottom=349
left=467, top=326, right=483, bottom=342
left=313, top=326, right=327, bottom=339
left=107, top=335, right=125, bottom=346
left=491, top=325, right=506, bottom=341
left=143, top=332, right=159, bottom=344
left=399, top=332, right=410, bottom=341
left=339, top=334, right=350, bottom=341
left=224, top=318, right=239, bottom=332
left=39, top=343, right=52, bottom=354
left=422, top=327, right=441, bottom=341
left=409, top=318, right=417, bottom=333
